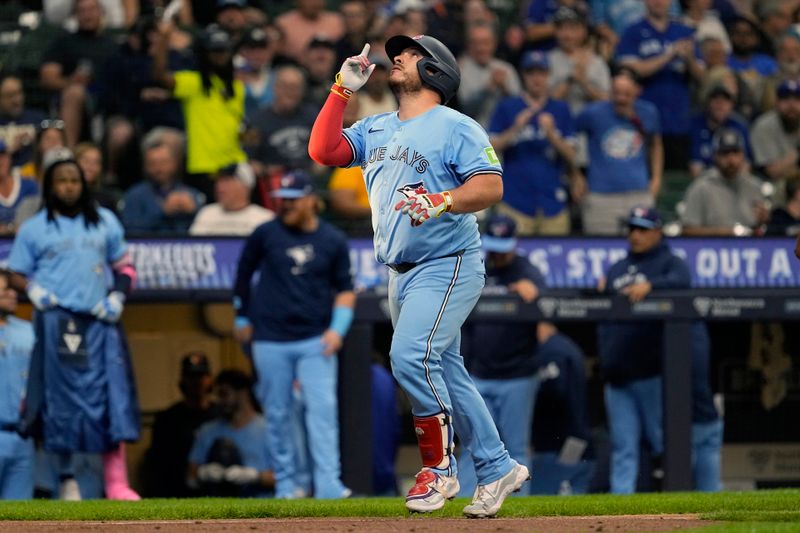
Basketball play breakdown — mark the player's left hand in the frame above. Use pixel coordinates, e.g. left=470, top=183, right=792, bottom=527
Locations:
left=92, top=291, right=126, bottom=323
left=621, top=281, right=652, bottom=303
left=321, top=328, right=343, bottom=356
left=394, top=192, right=452, bottom=225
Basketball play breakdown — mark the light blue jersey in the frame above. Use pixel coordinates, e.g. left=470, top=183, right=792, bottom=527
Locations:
left=0, top=316, right=35, bottom=500
left=343, top=106, right=503, bottom=265
left=8, top=208, right=127, bottom=313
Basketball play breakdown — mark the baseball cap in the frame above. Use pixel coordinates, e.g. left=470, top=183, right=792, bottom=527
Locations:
left=218, top=162, right=255, bottom=189
left=712, top=127, right=744, bottom=153
left=217, top=0, right=245, bottom=10
left=42, top=147, right=76, bottom=175
left=627, top=205, right=663, bottom=230
left=482, top=214, right=518, bottom=253
left=777, top=79, right=800, bottom=99
left=241, top=26, right=269, bottom=48
left=181, top=352, right=211, bottom=377
left=520, top=51, right=549, bottom=71
left=202, top=25, right=234, bottom=52
left=308, top=35, right=336, bottom=50
left=706, top=83, right=734, bottom=101
left=553, top=5, right=587, bottom=25
left=272, top=170, right=314, bottom=199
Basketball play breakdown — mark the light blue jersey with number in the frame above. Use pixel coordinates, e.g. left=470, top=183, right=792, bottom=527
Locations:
left=8, top=208, right=127, bottom=313
left=343, top=106, right=503, bottom=265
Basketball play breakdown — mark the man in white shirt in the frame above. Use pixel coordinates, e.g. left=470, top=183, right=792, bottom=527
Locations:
left=189, top=163, right=274, bottom=236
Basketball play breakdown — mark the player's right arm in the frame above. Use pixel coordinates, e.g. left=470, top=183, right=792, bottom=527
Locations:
left=232, top=226, right=267, bottom=343
left=308, top=44, right=374, bottom=167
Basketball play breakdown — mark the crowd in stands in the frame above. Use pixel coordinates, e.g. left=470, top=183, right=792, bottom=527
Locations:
left=0, top=0, right=797, bottom=238
left=0, top=0, right=794, bottom=501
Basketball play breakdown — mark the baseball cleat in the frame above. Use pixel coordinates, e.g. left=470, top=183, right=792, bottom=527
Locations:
left=405, top=468, right=459, bottom=513
left=462, top=462, right=530, bottom=518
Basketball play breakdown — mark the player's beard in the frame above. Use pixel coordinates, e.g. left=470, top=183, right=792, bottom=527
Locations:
left=389, top=72, right=424, bottom=99
left=51, top=195, right=81, bottom=217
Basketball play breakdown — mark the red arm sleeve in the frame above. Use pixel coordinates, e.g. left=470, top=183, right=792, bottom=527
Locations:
left=308, top=90, right=356, bottom=167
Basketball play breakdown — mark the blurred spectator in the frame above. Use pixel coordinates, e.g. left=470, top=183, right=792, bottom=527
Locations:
left=699, top=63, right=758, bottom=120
left=188, top=369, right=274, bottom=497
left=215, top=0, right=249, bottom=42
left=0, top=74, right=45, bottom=169
left=761, top=31, right=800, bottom=111
left=756, top=0, right=795, bottom=55
left=598, top=206, right=690, bottom=494
left=750, top=79, right=800, bottom=185
left=304, top=36, right=340, bottom=109
left=275, top=0, right=345, bottom=62
left=44, top=0, right=136, bottom=29
left=548, top=6, right=610, bottom=116
left=357, top=54, right=396, bottom=119
left=100, top=16, right=189, bottom=137
left=700, top=36, right=728, bottom=69
left=529, top=323, right=594, bottom=495
left=489, top=51, right=576, bottom=235
left=249, top=66, right=317, bottom=176
left=592, top=0, right=681, bottom=59
left=143, top=352, right=216, bottom=498
left=75, top=142, right=120, bottom=215
left=236, top=26, right=278, bottom=119
left=0, top=140, right=39, bottom=236
left=334, top=0, right=372, bottom=66
left=681, top=0, right=731, bottom=52
left=39, top=0, right=120, bottom=148
left=689, top=83, right=752, bottom=178
left=458, top=214, right=544, bottom=497
left=681, top=128, right=769, bottom=236
left=690, top=322, right=722, bottom=492
left=189, top=162, right=275, bottom=235
left=121, top=137, right=205, bottom=235
left=19, top=120, right=67, bottom=183
left=727, top=15, right=777, bottom=108
left=327, top=95, right=372, bottom=235
left=576, top=71, right=661, bottom=235
left=523, top=0, right=590, bottom=52
left=458, top=23, right=521, bottom=127
left=153, top=22, right=247, bottom=198
left=616, top=0, right=704, bottom=171
left=766, top=179, right=800, bottom=236
left=0, top=270, right=35, bottom=500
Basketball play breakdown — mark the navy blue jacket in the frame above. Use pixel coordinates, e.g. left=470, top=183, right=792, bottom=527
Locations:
left=598, top=241, right=691, bottom=385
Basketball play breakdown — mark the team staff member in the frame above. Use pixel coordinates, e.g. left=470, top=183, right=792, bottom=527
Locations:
left=233, top=170, right=354, bottom=500
left=153, top=21, right=247, bottom=198
left=458, top=215, right=544, bottom=497
left=598, top=206, right=700, bottom=494
left=8, top=148, right=140, bottom=501
left=0, top=270, right=35, bottom=499
left=308, top=36, right=529, bottom=518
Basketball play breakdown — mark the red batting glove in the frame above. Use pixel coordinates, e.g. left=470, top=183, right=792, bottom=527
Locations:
left=394, top=191, right=453, bottom=226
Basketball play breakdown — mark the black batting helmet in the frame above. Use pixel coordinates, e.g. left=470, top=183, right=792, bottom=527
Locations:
left=385, top=34, right=460, bottom=104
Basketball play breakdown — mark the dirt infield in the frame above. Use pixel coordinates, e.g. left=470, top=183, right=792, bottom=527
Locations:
left=0, top=515, right=715, bottom=532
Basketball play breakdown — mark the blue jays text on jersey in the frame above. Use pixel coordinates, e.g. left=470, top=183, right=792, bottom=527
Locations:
left=343, top=106, right=503, bottom=265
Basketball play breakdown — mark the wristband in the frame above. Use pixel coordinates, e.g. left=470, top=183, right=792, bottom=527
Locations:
left=329, top=305, right=354, bottom=338
left=442, top=190, right=454, bottom=213
left=330, top=82, right=353, bottom=102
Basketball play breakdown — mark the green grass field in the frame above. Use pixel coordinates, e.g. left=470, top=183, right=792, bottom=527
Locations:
left=0, top=490, right=799, bottom=531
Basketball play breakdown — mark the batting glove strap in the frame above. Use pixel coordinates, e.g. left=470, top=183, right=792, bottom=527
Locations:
left=26, top=282, right=58, bottom=311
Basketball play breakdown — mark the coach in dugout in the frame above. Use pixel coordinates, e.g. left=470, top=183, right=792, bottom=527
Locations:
left=598, top=206, right=713, bottom=493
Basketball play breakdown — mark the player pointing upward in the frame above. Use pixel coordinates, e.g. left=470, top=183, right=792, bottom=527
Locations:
left=309, top=36, right=530, bottom=518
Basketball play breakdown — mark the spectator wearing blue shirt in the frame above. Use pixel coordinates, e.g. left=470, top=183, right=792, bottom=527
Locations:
left=0, top=140, right=39, bottom=235
left=727, top=15, right=777, bottom=108
left=489, top=51, right=577, bottom=235
left=188, top=369, right=274, bottom=497
left=689, top=83, right=752, bottom=178
left=591, top=0, right=681, bottom=59
left=524, top=0, right=591, bottom=52
left=121, top=133, right=205, bottom=235
left=616, top=0, right=705, bottom=170
left=0, top=74, right=45, bottom=169
left=457, top=214, right=545, bottom=496
left=575, top=71, right=662, bottom=235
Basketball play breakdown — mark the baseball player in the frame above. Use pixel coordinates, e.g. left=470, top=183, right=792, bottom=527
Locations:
left=0, top=270, right=35, bottom=499
left=308, top=35, right=529, bottom=517
left=8, top=148, right=140, bottom=501
left=233, top=170, right=354, bottom=499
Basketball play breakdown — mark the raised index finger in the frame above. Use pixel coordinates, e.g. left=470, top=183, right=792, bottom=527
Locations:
left=359, top=43, right=370, bottom=57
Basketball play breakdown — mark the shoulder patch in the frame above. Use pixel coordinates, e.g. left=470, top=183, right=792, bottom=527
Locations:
left=484, top=146, right=500, bottom=165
